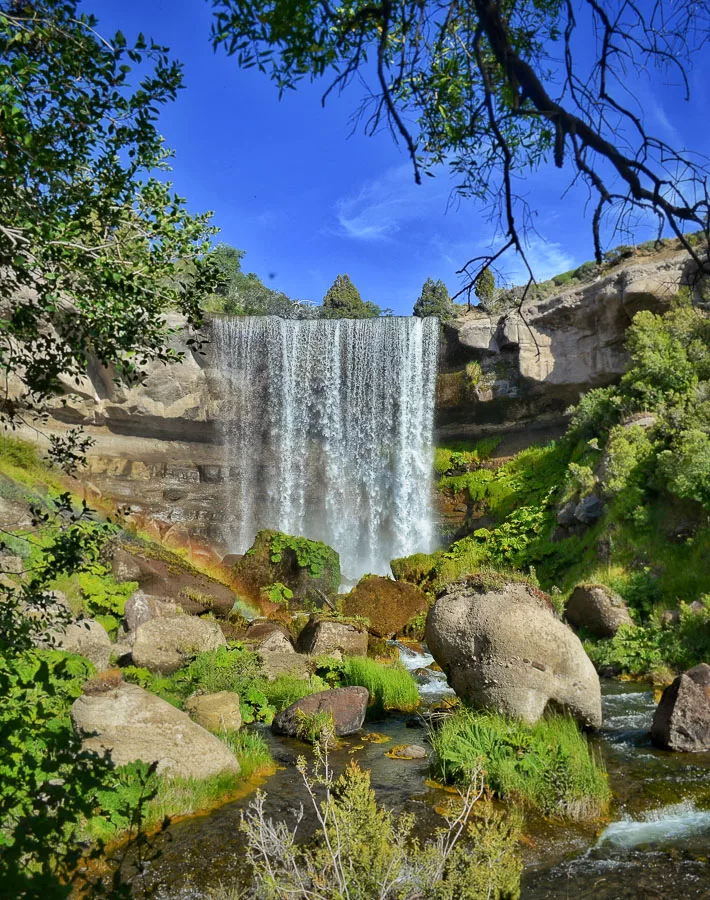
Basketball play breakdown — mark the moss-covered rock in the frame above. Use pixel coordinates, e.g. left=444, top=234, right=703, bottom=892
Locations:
left=343, top=575, right=430, bottom=638
left=234, top=530, right=340, bottom=604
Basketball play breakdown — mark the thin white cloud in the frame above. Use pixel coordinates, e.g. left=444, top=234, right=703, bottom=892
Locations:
left=501, top=238, right=576, bottom=286
left=335, top=164, right=447, bottom=241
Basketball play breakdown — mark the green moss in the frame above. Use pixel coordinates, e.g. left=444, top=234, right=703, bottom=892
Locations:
left=430, top=709, right=610, bottom=821
left=267, top=531, right=339, bottom=581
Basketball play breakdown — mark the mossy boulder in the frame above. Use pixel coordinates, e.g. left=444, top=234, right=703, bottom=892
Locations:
left=234, top=530, right=340, bottom=604
left=343, top=575, right=429, bottom=639
left=390, top=553, right=438, bottom=588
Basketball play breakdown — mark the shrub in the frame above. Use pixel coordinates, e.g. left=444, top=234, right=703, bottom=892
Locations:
left=341, top=657, right=420, bottom=713
left=429, top=709, right=610, bottom=821
left=241, top=747, right=522, bottom=900
left=658, top=429, right=710, bottom=511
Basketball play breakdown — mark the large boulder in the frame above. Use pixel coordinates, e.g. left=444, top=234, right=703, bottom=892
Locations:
left=296, top=615, right=368, bottom=657
left=342, top=575, right=429, bottom=638
left=651, top=664, right=710, bottom=752
left=71, top=682, right=240, bottom=778
left=55, top=619, right=113, bottom=670
left=233, top=530, right=340, bottom=604
left=565, top=584, right=634, bottom=637
left=185, top=691, right=242, bottom=733
left=272, top=687, right=369, bottom=738
left=131, top=615, right=226, bottom=674
left=111, top=544, right=236, bottom=617
left=425, top=577, right=602, bottom=727
left=258, top=650, right=311, bottom=681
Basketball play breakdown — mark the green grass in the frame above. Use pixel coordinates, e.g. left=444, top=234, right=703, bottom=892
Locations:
left=341, top=657, right=420, bottom=713
left=87, top=729, right=273, bottom=842
left=429, top=709, right=610, bottom=821
left=261, top=673, right=330, bottom=711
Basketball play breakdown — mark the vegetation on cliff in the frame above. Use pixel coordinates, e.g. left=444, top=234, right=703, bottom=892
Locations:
left=404, top=296, right=710, bottom=677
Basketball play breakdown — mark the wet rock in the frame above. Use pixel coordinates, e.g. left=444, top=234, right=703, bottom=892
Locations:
left=574, top=495, right=605, bottom=525
left=244, top=621, right=295, bottom=653
left=342, top=575, right=429, bottom=638
left=71, top=682, right=240, bottom=778
left=233, top=530, right=340, bottom=604
left=413, top=667, right=434, bottom=684
left=272, top=687, right=368, bottom=738
left=296, top=615, right=368, bottom=657
left=651, top=664, right=710, bottom=752
left=387, top=744, right=427, bottom=760
left=565, top=584, right=634, bottom=637
left=185, top=691, right=242, bottom=733
left=54, top=618, right=113, bottom=670
left=425, top=576, right=601, bottom=727
left=132, top=615, right=226, bottom=674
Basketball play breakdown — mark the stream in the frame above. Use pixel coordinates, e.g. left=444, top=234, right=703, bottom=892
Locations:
left=132, top=652, right=710, bottom=899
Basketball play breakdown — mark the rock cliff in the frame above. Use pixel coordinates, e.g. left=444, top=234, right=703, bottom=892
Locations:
left=34, top=250, right=698, bottom=551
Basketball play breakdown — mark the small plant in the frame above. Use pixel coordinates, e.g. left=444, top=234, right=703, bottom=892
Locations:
left=261, top=581, right=293, bottom=606
left=295, top=709, right=336, bottom=744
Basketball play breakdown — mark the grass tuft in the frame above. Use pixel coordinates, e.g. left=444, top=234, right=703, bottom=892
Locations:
left=341, top=657, right=419, bottom=713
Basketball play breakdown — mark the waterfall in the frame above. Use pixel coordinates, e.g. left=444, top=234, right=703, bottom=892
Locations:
left=212, top=316, right=439, bottom=579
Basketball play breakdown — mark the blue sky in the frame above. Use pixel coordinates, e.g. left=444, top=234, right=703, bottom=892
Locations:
left=88, top=0, right=710, bottom=314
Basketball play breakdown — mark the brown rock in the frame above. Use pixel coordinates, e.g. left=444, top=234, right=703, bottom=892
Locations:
left=651, top=664, right=710, bottom=752
left=565, top=584, right=634, bottom=637
left=342, top=575, right=429, bottom=639
left=72, top=682, right=240, bottom=778
left=296, top=616, right=368, bottom=657
left=272, top=687, right=369, bottom=737
left=185, top=691, right=242, bottom=733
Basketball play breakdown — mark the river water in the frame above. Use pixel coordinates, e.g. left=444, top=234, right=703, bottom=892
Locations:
left=133, top=658, right=710, bottom=899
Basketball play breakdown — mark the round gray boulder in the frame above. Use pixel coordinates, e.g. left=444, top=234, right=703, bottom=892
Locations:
left=651, top=663, right=710, bottom=752
left=565, top=584, right=634, bottom=637
left=55, top=618, right=113, bottom=670
left=425, top=578, right=602, bottom=727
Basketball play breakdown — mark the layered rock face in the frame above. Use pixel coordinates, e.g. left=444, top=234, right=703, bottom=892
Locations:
left=437, top=251, right=694, bottom=438
left=32, top=252, right=695, bottom=550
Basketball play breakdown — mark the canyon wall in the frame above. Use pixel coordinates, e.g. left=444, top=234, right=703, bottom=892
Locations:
left=41, top=250, right=696, bottom=552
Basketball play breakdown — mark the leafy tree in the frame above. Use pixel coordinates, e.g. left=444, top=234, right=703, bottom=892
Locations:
left=0, top=0, right=219, bottom=447
left=204, top=242, right=318, bottom=318
left=0, top=1, right=213, bottom=889
left=413, top=277, right=454, bottom=321
left=321, top=274, right=381, bottom=319
left=474, top=268, right=496, bottom=310
left=212, top=0, right=710, bottom=293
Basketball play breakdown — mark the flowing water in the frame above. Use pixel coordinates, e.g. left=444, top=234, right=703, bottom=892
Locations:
left=212, top=316, right=439, bottom=578
left=131, top=672, right=710, bottom=899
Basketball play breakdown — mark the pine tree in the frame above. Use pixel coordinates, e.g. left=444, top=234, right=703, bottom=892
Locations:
left=474, top=268, right=496, bottom=309
left=322, top=275, right=380, bottom=319
left=413, top=278, right=454, bottom=320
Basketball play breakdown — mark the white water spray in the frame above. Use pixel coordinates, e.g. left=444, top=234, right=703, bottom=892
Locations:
left=213, top=316, right=439, bottom=578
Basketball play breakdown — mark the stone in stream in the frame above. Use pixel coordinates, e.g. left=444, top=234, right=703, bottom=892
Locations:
left=272, top=687, right=369, bottom=737
left=565, top=584, right=634, bottom=638
left=651, top=663, right=710, bottom=752
left=295, top=615, right=368, bottom=657
left=131, top=615, right=226, bottom=674
left=425, top=576, right=602, bottom=727
left=71, top=682, right=240, bottom=778
left=386, top=744, right=428, bottom=760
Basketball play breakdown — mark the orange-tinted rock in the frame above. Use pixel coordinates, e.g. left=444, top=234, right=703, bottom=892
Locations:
left=343, top=575, right=429, bottom=638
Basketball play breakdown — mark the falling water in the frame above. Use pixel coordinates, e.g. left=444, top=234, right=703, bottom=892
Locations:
left=212, top=316, right=439, bottom=578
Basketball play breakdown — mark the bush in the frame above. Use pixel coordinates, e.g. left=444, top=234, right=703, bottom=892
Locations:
left=429, top=709, right=610, bottom=821
left=241, top=748, right=522, bottom=900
